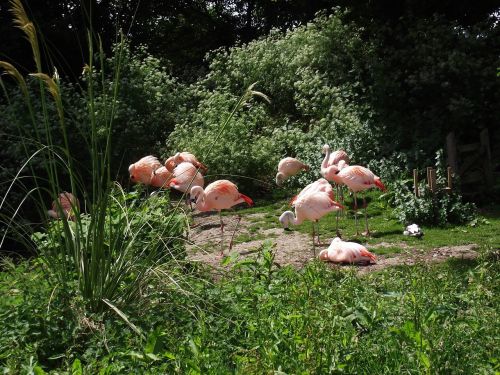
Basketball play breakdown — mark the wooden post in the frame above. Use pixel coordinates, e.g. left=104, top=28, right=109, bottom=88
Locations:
left=413, top=169, right=419, bottom=197
left=446, top=132, right=458, bottom=172
left=428, top=168, right=437, bottom=193
left=447, top=167, right=453, bottom=190
left=480, top=128, right=493, bottom=188
left=426, top=167, right=432, bottom=191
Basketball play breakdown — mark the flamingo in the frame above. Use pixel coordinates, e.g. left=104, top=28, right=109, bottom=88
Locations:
left=289, top=178, right=332, bottom=206
left=319, top=237, right=376, bottom=264
left=165, top=152, right=208, bottom=174
left=129, top=155, right=162, bottom=185
left=168, top=162, right=204, bottom=207
left=276, top=157, right=310, bottom=186
left=150, top=166, right=173, bottom=189
left=47, top=192, right=79, bottom=221
left=190, top=180, right=253, bottom=254
left=331, top=165, right=386, bottom=235
left=321, top=145, right=350, bottom=234
left=279, top=188, right=344, bottom=256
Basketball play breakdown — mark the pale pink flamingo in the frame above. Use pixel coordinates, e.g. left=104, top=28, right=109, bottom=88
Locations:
left=321, top=145, right=351, bottom=234
left=150, top=166, right=173, bottom=188
left=190, top=180, right=253, bottom=254
left=165, top=152, right=208, bottom=174
left=289, top=178, right=332, bottom=206
left=332, top=165, right=386, bottom=235
left=168, top=162, right=204, bottom=207
left=48, top=192, right=79, bottom=221
left=129, top=156, right=162, bottom=185
left=276, top=157, right=310, bottom=186
left=319, top=237, right=376, bottom=264
left=279, top=188, right=344, bottom=255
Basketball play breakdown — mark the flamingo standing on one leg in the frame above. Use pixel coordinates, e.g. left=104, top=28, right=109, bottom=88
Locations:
left=129, top=155, right=162, bottom=185
left=279, top=189, right=344, bottom=256
left=321, top=145, right=350, bottom=235
left=168, top=162, right=204, bottom=208
left=330, top=165, right=386, bottom=235
left=47, top=192, right=79, bottom=220
left=276, top=157, right=310, bottom=186
left=319, top=237, right=376, bottom=265
left=165, top=152, right=208, bottom=174
left=190, top=180, right=253, bottom=255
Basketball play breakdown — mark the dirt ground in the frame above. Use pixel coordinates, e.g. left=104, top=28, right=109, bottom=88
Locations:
left=186, top=211, right=479, bottom=273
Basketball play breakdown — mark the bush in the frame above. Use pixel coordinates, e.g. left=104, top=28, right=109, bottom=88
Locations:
left=386, top=150, right=476, bottom=226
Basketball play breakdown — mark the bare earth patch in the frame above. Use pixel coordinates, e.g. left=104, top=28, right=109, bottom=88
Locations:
left=186, top=211, right=479, bottom=272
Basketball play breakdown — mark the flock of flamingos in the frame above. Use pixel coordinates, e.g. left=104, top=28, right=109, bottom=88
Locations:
left=49, top=145, right=387, bottom=266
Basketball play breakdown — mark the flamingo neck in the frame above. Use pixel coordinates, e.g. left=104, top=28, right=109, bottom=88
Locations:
left=193, top=188, right=209, bottom=211
left=321, top=147, right=331, bottom=171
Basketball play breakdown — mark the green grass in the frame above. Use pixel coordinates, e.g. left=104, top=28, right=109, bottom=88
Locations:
left=1, top=242, right=498, bottom=373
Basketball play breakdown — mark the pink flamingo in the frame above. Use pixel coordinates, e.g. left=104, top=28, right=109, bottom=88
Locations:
left=150, top=166, right=173, bottom=189
left=331, top=165, right=386, bottom=235
left=168, top=162, right=204, bottom=207
left=276, top=157, right=310, bottom=186
left=289, top=178, right=332, bottom=206
left=48, top=192, right=79, bottom=221
left=129, top=156, right=162, bottom=185
left=321, top=144, right=351, bottom=234
left=279, top=188, right=344, bottom=255
left=319, top=237, right=376, bottom=264
left=165, top=152, right=208, bottom=174
left=190, top=180, right=253, bottom=254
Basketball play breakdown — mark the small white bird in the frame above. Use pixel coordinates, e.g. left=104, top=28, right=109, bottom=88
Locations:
left=319, top=237, right=376, bottom=264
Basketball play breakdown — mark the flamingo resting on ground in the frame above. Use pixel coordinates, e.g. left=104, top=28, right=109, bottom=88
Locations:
left=150, top=166, right=173, bottom=189
left=319, top=237, right=376, bottom=265
left=48, top=192, right=79, bottom=221
left=190, top=180, right=253, bottom=254
left=168, top=162, right=204, bottom=208
left=321, top=144, right=350, bottom=235
left=276, top=157, right=310, bottom=186
left=279, top=188, right=344, bottom=256
left=129, top=155, right=162, bottom=185
left=165, top=152, right=208, bottom=174
left=331, top=165, right=386, bottom=235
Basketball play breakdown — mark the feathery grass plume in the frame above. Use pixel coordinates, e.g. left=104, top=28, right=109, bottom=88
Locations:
left=9, top=0, right=41, bottom=71
left=0, top=61, right=29, bottom=100
left=246, top=82, right=271, bottom=103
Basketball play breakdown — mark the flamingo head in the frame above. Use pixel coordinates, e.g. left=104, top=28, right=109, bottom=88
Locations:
left=279, top=211, right=294, bottom=229
left=275, top=172, right=285, bottom=186
left=165, top=157, right=176, bottom=172
left=128, top=164, right=137, bottom=182
left=322, top=144, right=330, bottom=154
left=190, top=185, right=204, bottom=203
left=318, top=249, right=329, bottom=261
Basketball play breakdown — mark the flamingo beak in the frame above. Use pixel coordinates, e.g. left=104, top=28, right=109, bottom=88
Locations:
left=333, top=202, right=345, bottom=210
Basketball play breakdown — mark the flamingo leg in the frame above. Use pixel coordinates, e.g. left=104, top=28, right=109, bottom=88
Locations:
left=228, top=215, right=242, bottom=251
left=354, top=192, right=359, bottom=235
left=219, top=211, right=225, bottom=256
left=363, top=195, right=370, bottom=236
left=311, top=222, right=316, bottom=257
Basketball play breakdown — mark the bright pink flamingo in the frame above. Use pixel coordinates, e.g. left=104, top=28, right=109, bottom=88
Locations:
left=165, top=152, right=208, bottom=174
left=48, top=192, right=79, bottom=221
left=168, top=162, right=204, bottom=207
left=276, top=157, right=310, bottom=186
left=333, top=165, right=386, bottom=235
left=150, top=166, right=173, bottom=189
left=190, top=180, right=253, bottom=254
left=319, top=237, right=376, bottom=264
left=279, top=188, right=344, bottom=255
left=129, top=156, right=162, bottom=185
